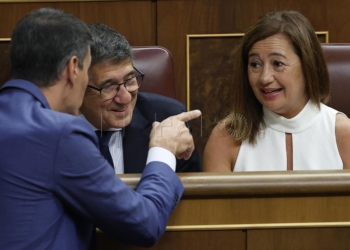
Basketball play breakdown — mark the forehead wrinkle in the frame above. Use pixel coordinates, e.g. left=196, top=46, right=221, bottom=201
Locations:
left=249, top=35, right=293, bottom=59
left=248, top=52, right=287, bottom=60
left=268, top=52, right=287, bottom=58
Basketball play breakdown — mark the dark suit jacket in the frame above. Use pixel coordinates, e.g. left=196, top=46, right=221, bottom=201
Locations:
left=0, top=80, right=183, bottom=250
left=123, top=92, right=202, bottom=173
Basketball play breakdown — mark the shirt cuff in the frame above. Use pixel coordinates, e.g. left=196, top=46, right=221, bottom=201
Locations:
left=146, top=147, right=176, bottom=172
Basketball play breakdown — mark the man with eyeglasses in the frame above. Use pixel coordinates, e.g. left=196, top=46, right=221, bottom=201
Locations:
left=80, top=23, right=202, bottom=174
left=0, top=8, right=201, bottom=249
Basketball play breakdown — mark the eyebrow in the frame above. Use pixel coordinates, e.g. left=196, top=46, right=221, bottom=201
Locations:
left=98, top=69, right=136, bottom=88
left=248, top=52, right=287, bottom=59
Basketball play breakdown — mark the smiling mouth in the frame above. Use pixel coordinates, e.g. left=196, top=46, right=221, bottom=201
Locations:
left=263, top=88, right=282, bottom=94
left=113, top=107, right=127, bottom=113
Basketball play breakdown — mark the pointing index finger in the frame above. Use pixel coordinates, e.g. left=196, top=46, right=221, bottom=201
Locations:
left=176, top=110, right=202, bottom=122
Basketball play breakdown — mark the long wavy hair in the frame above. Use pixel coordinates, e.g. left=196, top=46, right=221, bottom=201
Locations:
left=221, top=10, right=330, bottom=144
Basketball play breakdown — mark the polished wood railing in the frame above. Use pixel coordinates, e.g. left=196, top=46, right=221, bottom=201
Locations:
left=98, top=171, right=350, bottom=250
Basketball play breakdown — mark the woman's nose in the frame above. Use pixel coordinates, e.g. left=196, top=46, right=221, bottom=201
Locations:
left=259, top=66, right=274, bottom=85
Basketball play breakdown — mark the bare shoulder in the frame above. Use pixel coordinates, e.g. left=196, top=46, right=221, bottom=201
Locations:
left=335, top=113, right=350, bottom=141
left=202, top=123, right=241, bottom=172
left=335, top=113, right=350, bottom=169
left=336, top=113, right=350, bottom=130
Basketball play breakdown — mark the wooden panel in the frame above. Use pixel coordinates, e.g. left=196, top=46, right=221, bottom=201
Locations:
left=0, top=0, right=149, bottom=2
left=248, top=228, right=350, bottom=250
left=168, top=195, right=350, bottom=226
left=118, top=171, right=350, bottom=227
left=188, top=35, right=241, bottom=156
left=0, top=1, right=154, bottom=45
left=96, top=171, right=350, bottom=249
left=157, top=0, right=350, bottom=104
left=0, top=40, right=10, bottom=87
left=0, top=1, right=154, bottom=86
left=158, top=0, right=245, bottom=106
left=97, top=230, right=246, bottom=250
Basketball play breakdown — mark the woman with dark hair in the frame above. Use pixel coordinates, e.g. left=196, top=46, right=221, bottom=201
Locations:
left=203, top=10, right=350, bottom=171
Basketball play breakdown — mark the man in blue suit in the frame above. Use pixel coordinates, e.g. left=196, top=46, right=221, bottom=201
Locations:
left=0, top=8, right=201, bottom=250
left=80, top=23, right=202, bottom=174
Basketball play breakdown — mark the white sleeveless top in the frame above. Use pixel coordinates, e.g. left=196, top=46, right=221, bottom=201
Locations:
left=234, top=100, right=343, bottom=171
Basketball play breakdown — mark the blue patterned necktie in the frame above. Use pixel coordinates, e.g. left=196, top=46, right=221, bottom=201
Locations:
left=95, top=130, right=114, bottom=168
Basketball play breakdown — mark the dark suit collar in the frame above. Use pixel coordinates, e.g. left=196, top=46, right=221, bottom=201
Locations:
left=1, top=79, right=51, bottom=109
left=123, top=103, right=151, bottom=173
left=127, top=101, right=149, bottom=131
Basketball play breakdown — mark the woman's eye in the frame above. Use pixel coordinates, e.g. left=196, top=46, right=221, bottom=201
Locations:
left=249, top=62, right=260, bottom=68
left=273, top=60, right=285, bottom=67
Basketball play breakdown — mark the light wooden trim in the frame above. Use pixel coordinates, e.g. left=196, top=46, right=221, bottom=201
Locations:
left=186, top=35, right=190, bottom=111
left=97, top=221, right=350, bottom=234
left=316, top=31, right=329, bottom=43
left=166, top=221, right=350, bottom=231
left=186, top=35, right=191, bottom=111
left=186, top=33, right=244, bottom=110
left=0, top=38, right=10, bottom=42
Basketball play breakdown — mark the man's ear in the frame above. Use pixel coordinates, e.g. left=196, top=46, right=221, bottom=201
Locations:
left=66, top=56, right=79, bottom=87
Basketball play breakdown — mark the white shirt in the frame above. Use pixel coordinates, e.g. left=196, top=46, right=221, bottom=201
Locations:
left=234, top=100, right=343, bottom=171
left=79, top=114, right=176, bottom=173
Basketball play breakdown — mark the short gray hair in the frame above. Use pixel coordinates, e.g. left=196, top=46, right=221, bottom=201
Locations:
left=87, top=23, right=133, bottom=67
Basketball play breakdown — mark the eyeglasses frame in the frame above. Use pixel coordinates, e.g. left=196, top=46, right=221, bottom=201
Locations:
left=87, top=66, right=145, bottom=100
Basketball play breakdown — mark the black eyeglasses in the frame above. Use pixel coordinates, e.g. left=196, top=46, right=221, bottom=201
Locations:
left=87, top=67, right=144, bottom=100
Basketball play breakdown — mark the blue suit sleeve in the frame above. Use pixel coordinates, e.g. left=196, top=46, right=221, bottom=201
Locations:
left=53, top=118, right=184, bottom=247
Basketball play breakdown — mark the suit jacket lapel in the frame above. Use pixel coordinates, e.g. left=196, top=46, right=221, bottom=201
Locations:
left=123, top=105, right=151, bottom=173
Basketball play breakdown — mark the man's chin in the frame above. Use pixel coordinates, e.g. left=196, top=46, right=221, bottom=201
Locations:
left=111, top=117, right=132, bottom=128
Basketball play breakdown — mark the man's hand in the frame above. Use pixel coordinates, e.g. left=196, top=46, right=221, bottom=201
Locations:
left=149, top=110, right=201, bottom=160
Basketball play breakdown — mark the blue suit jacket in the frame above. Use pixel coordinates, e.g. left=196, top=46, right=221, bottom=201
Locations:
left=0, top=80, right=184, bottom=250
left=123, top=92, right=202, bottom=173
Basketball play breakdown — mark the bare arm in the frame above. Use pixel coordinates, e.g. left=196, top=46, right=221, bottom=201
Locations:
left=335, top=113, right=350, bottom=169
left=203, top=124, right=241, bottom=172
